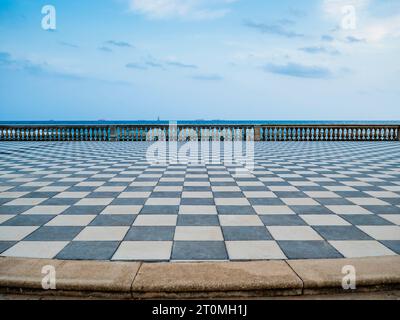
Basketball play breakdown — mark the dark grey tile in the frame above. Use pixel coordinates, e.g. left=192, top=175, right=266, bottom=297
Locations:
left=90, top=215, right=136, bottom=226
left=315, top=198, right=354, bottom=206
left=217, top=206, right=256, bottom=215
left=0, top=206, right=32, bottom=215
left=56, top=241, right=120, bottom=260
left=381, top=241, right=400, bottom=254
left=111, top=198, right=146, bottom=205
left=62, top=206, right=105, bottom=215
left=278, top=241, right=343, bottom=259
left=361, top=206, right=400, bottom=214
left=0, top=241, right=17, bottom=254
left=125, top=187, right=154, bottom=192
left=180, top=198, right=215, bottom=205
left=2, top=215, right=55, bottom=226
left=140, top=206, right=179, bottom=215
left=213, top=192, right=243, bottom=198
left=248, top=198, right=285, bottom=206
left=21, top=192, right=55, bottom=198
left=313, top=226, right=372, bottom=240
left=24, top=226, right=83, bottom=241
left=342, top=215, right=394, bottom=226
left=222, top=226, right=272, bottom=240
left=86, top=192, right=120, bottom=198
left=260, top=215, right=307, bottom=226
left=150, top=192, right=182, bottom=198
left=41, top=198, right=79, bottom=205
left=290, top=206, right=334, bottom=215
left=171, top=241, right=228, bottom=260
left=274, top=192, right=307, bottom=198
left=177, top=215, right=219, bottom=226
left=124, top=226, right=175, bottom=241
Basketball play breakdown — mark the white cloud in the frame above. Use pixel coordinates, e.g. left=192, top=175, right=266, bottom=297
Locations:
left=128, top=0, right=236, bottom=20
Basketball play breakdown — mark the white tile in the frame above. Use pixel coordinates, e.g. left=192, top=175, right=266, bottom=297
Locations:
left=365, top=191, right=399, bottom=198
left=267, top=226, right=323, bottom=240
left=282, top=198, right=319, bottom=206
left=112, top=241, right=172, bottom=261
left=380, top=215, right=400, bottom=225
left=219, top=215, right=264, bottom=226
left=134, top=215, right=177, bottom=226
left=254, top=206, right=295, bottom=215
left=101, top=205, right=142, bottom=215
left=4, top=198, right=47, bottom=206
left=21, top=206, right=69, bottom=215
left=184, top=181, right=210, bottom=187
left=1, top=241, right=68, bottom=259
left=211, top=186, right=241, bottom=192
left=22, top=181, right=52, bottom=187
left=174, top=226, right=223, bottom=241
left=381, top=186, right=400, bottom=192
left=326, top=205, right=372, bottom=215
left=236, top=181, right=264, bottom=187
left=95, top=186, right=126, bottom=192
left=289, top=181, right=319, bottom=187
left=215, top=198, right=250, bottom=206
left=342, top=181, right=371, bottom=187
left=130, top=181, right=158, bottom=187
left=357, top=226, right=400, bottom=240
left=46, top=215, right=96, bottom=226
left=268, top=186, right=299, bottom=192
left=0, top=226, right=38, bottom=241
left=0, top=215, right=15, bottom=224
left=74, top=227, right=129, bottom=241
left=226, top=241, right=286, bottom=260
left=209, top=178, right=234, bottom=182
left=329, top=241, right=395, bottom=258
left=182, top=192, right=213, bottom=198
left=348, top=198, right=389, bottom=206
left=179, top=205, right=217, bottom=215
left=75, top=198, right=113, bottom=206
left=300, top=215, right=351, bottom=226
left=76, top=181, right=105, bottom=187
left=145, top=198, right=180, bottom=206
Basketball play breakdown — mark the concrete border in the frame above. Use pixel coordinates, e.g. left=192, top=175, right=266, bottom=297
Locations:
left=1, top=256, right=400, bottom=299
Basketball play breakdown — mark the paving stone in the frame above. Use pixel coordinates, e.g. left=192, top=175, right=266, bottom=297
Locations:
left=0, top=141, right=399, bottom=261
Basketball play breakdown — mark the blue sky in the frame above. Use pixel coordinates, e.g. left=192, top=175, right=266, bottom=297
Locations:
left=0, top=0, right=399, bottom=121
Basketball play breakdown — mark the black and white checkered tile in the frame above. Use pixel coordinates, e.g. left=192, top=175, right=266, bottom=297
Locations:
left=0, top=141, right=399, bottom=261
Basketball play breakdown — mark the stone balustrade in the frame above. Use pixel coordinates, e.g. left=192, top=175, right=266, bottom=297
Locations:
left=0, top=124, right=399, bottom=142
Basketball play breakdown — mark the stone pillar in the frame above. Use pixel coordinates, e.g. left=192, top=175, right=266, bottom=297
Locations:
left=109, top=126, right=117, bottom=141
left=254, top=126, right=261, bottom=142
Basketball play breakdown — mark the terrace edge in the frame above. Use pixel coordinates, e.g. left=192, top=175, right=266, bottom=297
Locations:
left=1, top=256, right=400, bottom=299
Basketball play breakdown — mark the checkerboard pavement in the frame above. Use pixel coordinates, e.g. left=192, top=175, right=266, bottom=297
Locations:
left=0, top=141, right=399, bottom=261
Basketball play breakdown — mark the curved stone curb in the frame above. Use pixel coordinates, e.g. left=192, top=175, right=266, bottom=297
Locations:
left=1, top=256, right=400, bottom=299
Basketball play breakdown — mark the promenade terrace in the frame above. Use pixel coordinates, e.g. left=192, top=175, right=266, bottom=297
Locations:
left=0, top=123, right=399, bottom=261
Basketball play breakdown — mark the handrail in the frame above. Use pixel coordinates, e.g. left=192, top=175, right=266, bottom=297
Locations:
left=0, top=124, right=399, bottom=142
